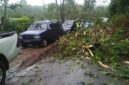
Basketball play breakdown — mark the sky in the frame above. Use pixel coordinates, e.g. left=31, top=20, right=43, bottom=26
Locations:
left=9, top=0, right=111, bottom=6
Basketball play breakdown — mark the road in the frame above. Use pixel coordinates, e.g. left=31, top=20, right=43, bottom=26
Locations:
left=5, top=43, right=128, bottom=85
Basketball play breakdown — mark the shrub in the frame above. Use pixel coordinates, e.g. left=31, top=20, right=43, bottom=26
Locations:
left=2, top=17, right=32, bottom=33
left=109, top=13, right=129, bottom=38
left=109, top=13, right=129, bottom=28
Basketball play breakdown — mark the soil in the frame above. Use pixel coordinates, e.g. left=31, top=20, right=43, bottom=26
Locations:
left=10, top=43, right=59, bottom=69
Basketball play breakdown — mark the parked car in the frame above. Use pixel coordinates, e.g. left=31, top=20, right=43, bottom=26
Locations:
left=19, top=20, right=64, bottom=47
left=62, top=20, right=76, bottom=34
left=101, top=17, right=109, bottom=23
left=0, top=31, right=20, bottom=85
left=81, top=21, right=94, bottom=28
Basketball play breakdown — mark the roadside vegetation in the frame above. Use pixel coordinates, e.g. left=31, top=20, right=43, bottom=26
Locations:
left=57, top=25, right=129, bottom=81
left=55, top=0, right=129, bottom=82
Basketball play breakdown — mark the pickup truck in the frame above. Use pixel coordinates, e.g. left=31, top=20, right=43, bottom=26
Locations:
left=0, top=31, right=20, bottom=85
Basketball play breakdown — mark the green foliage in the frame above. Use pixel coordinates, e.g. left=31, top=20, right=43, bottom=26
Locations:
left=109, top=13, right=129, bottom=27
left=95, top=6, right=109, bottom=17
left=109, top=13, right=129, bottom=38
left=2, top=17, right=32, bottom=33
left=83, top=0, right=95, bottom=12
left=57, top=26, right=129, bottom=80
left=44, top=3, right=57, bottom=19
left=0, top=0, right=98, bottom=21
left=109, top=0, right=129, bottom=16
left=94, top=16, right=103, bottom=26
left=58, top=30, right=89, bottom=57
left=108, top=0, right=129, bottom=39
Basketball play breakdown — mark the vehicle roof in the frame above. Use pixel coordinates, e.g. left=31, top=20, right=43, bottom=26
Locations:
left=64, top=20, right=75, bottom=22
left=34, top=20, right=49, bottom=24
left=34, top=20, right=61, bottom=24
left=63, top=20, right=76, bottom=25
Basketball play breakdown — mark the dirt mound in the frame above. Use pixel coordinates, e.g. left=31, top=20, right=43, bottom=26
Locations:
left=10, top=43, right=59, bottom=69
left=19, top=43, right=59, bottom=68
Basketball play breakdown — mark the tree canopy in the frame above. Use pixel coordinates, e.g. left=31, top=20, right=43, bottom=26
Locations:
left=109, top=0, right=129, bottom=16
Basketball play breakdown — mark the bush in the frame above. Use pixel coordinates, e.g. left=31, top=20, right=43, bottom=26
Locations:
left=109, top=13, right=129, bottom=38
left=2, top=17, right=32, bottom=33
left=109, top=13, right=129, bottom=28
left=57, top=25, right=129, bottom=80
left=94, top=16, right=103, bottom=26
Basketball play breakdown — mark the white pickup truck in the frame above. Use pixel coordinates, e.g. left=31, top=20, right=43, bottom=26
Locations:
left=0, top=31, right=20, bottom=85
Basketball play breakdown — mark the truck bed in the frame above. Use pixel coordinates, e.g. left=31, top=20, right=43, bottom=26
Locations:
left=0, top=31, right=16, bottom=39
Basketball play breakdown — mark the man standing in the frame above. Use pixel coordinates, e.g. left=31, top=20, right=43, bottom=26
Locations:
left=75, top=18, right=81, bottom=30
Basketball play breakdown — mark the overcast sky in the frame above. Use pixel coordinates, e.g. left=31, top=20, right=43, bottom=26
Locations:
left=9, top=0, right=111, bottom=6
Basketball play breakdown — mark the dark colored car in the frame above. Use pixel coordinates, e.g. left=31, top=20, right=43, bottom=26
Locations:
left=62, top=20, right=76, bottom=34
left=19, top=20, right=64, bottom=47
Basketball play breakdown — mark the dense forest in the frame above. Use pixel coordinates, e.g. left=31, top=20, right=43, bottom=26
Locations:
left=0, top=0, right=109, bottom=32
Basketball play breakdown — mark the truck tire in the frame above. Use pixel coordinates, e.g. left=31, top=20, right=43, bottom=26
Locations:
left=0, top=61, right=6, bottom=85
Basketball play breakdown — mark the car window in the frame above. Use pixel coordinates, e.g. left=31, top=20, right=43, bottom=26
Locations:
left=28, top=23, right=48, bottom=30
left=41, top=23, right=48, bottom=30
left=49, top=23, right=58, bottom=29
left=63, top=20, right=74, bottom=28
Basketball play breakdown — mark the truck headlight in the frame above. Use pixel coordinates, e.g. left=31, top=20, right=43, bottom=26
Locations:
left=34, top=35, right=40, bottom=39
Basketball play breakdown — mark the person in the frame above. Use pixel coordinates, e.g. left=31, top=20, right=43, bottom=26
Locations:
left=75, top=18, right=81, bottom=30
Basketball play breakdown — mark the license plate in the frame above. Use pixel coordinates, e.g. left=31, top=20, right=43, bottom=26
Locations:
left=25, top=40, right=31, bottom=43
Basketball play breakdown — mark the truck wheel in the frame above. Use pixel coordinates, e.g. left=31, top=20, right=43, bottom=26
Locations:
left=0, top=61, right=6, bottom=85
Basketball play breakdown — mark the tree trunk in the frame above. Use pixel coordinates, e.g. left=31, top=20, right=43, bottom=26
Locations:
left=42, top=0, right=45, bottom=19
left=0, top=0, right=7, bottom=30
left=55, top=0, right=59, bottom=20
left=60, top=0, right=65, bottom=23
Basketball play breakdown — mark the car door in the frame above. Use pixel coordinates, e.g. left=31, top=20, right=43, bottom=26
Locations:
left=47, top=23, right=59, bottom=42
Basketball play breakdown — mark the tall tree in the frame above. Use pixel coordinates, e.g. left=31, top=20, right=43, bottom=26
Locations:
left=20, top=0, right=27, bottom=6
left=83, top=0, right=96, bottom=12
left=45, top=3, right=57, bottom=19
left=109, top=0, right=129, bottom=16
left=0, top=0, right=8, bottom=30
left=60, top=0, right=65, bottom=22
left=64, top=0, right=77, bottom=19
left=82, top=0, right=96, bottom=19
left=95, top=6, right=108, bottom=17
left=55, top=0, right=59, bottom=20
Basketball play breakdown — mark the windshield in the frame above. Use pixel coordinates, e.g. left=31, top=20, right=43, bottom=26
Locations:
left=28, top=22, right=48, bottom=30
left=63, top=20, right=74, bottom=28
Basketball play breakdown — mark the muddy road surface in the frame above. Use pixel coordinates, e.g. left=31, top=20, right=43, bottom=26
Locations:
left=10, top=43, right=59, bottom=68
